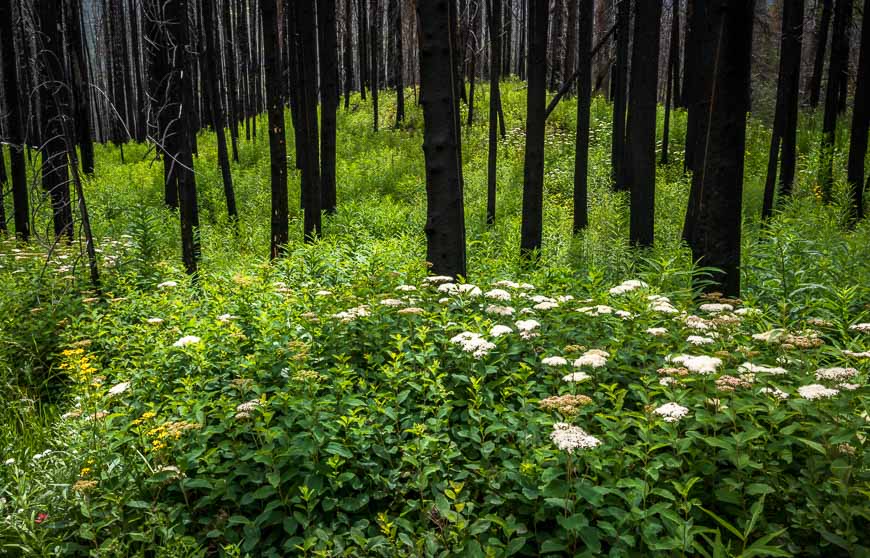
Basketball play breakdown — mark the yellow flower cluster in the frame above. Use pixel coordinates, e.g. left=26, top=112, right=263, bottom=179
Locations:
left=59, top=348, right=98, bottom=381
left=131, top=411, right=157, bottom=426
left=145, top=421, right=200, bottom=452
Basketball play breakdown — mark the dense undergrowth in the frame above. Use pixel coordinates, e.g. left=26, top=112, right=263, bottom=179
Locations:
left=0, top=82, right=868, bottom=556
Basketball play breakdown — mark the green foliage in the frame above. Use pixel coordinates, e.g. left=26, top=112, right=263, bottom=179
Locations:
left=0, top=83, right=868, bottom=556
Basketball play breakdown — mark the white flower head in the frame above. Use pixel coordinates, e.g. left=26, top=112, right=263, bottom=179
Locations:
left=423, top=275, right=454, bottom=285
left=759, top=387, right=789, bottom=400
left=456, top=284, right=482, bottom=297
left=217, top=314, right=238, bottom=322
left=562, top=371, right=592, bottom=383
left=395, top=285, right=417, bottom=292
left=450, top=332, right=496, bottom=359
left=849, top=323, right=870, bottom=333
left=798, top=384, right=840, bottom=400
left=173, top=335, right=201, bottom=348
left=609, top=279, right=648, bottom=295
left=667, top=354, right=722, bottom=374
left=485, top=304, right=515, bottom=316
left=542, top=356, right=568, bottom=366
left=699, top=303, right=734, bottom=314
left=489, top=324, right=513, bottom=337
left=738, top=362, right=788, bottom=375
left=843, top=350, right=870, bottom=358
left=646, top=327, right=668, bottom=337
left=686, top=335, right=715, bottom=346
left=734, top=307, right=762, bottom=316
left=534, top=301, right=559, bottom=311
left=380, top=298, right=405, bottom=307
left=815, top=367, right=858, bottom=382
left=653, top=402, right=690, bottom=423
left=485, top=289, right=512, bottom=301
left=550, top=423, right=601, bottom=453
left=146, top=317, right=164, bottom=324
left=108, top=381, right=131, bottom=397
left=752, top=329, right=788, bottom=343
left=437, top=283, right=458, bottom=294
left=158, top=280, right=178, bottom=289
left=574, top=349, right=609, bottom=369
left=515, top=319, right=540, bottom=332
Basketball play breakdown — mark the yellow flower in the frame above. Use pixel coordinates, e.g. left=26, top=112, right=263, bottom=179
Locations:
left=80, top=467, right=92, bottom=477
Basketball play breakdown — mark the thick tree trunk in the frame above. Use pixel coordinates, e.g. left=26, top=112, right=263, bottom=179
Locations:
left=0, top=0, right=30, bottom=240
left=66, top=0, right=95, bottom=175
left=611, top=0, right=629, bottom=190
left=683, top=0, right=706, bottom=175
left=417, top=0, right=467, bottom=278
left=297, top=0, right=322, bottom=239
left=562, top=0, right=578, bottom=97
left=261, top=0, right=289, bottom=257
left=38, top=0, right=74, bottom=242
left=627, top=0, right=661, bottom=247
left=683, top=0, right=755, bottom=297
left=547, top=0, right=564, bottom=91
left=807, top=0, right=832, bottom=108
left=846, top=0, right=869, bottom=222
left=818, top=0, right=852, bottom=202
left=762, top=0, right=804, bottom=219
left=319, top=0, right=338, bottom=214
left=370, top=0, right=380, bottom=130
left=573, top=0, right=592, bottom=233
left=521, top=0, right=548, bottom=257
left=487, top=0, right=502, bottom=225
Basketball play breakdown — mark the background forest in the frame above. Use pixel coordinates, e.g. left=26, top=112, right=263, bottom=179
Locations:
left=1, top=0, right=869, bottom=556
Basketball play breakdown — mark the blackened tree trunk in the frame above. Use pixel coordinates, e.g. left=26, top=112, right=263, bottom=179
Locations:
left=261, top=0, right=289, bottom=257
left=627, top=0, right=661, bottom=247
left=562, top=0, right=578, bottom=96
left=683, top=0, right=755, bottom=297
left=521, top=0, right=548, bottom=257
left=518, top=0, right=526, bottom=78
left=65, top=0, right=94, bottom=175
left=297, top=0, right=322, bottom=239
left=807, top=0, right=832, bottom=108
left=224, top=0, right=241, bottom=162
left=683, top=0, right=706, bottom=174
left=0, top=151, right=5, bottom=233
left=548, top=0, right=564, bottom=91
left=320, top=0, right=339, bottom=213
left=467, top=0, right=479, bottom=126
left=38, top=0, right=74, bottom=242
left=846, top=0, right=869, bottom=222
left=418, top=0, right=467, bottom=278
left=611, top=0, right=629, bottom=189
left=818, top=0, right=852, bottom=202
left=203, top=0, right=238, bottom=220
left=761, top=0, right=804, bottom=219
left=0, top=0, right=30, bottom=240
left=573, top=0, right=592, bottom=233
left=487, top=0, right=502, bottom=225
left=671, top=0, right=681, bottom=107
left=370, top=0, right=380, bottom=130
left=391, top=0, right=405, bottom=124
left=661, top=0, right=679, bottom=164
left=504, top=0, right=512, bottom=75
left=344, top=0, right=354, bottom=109
left=836, top=2, right=852, bottom=114
left=168, top=0, right=201, bottom=274
left=288, top=4, right=304, bottom=171
left=359, top=0, right=369, bottom=100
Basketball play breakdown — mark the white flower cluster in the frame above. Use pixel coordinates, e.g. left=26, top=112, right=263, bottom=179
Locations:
left=752, top=329, right=788, bottom=343
left=798, top=384, right=840, bottom=400
left=217, top=313, right=238, bottom=322
left=395, top=284, right=417, bottom=292
left=843, top=350, right=870, bottom=358
left=815, top=367, right=858, bottom=382
left=158, top=280, right=178, bottom=289
left=574, top=349, right=609, bottom=369
left=686, top=335, right=715, bottom=346
left=609, top=279, right=648, bottom=295
left=484, top=289, right=512, bottom=301
left=849, top=323, right=870, bottom=333
left=485, top=304, right=515, bottom=316
left=108, top=381, right=131, bottom=397
left=332, top=305, right=370, bottom=322
left=146, top=317, right=164, bottom=325
left=738, top=362, right=788, bottom=375
left=450, top=332, right=496, bottom=359
left=699, top=303, right=733, bottom=314
left=562, top=371, right=592, bottom=383
left=380, top=298, right=405, bottom=307
left=542, top=356, right=568, bottom=366
left=534, top=301, right=559, bottom=311
left=489, top=324, right=513, bottom=337
left=515, top=319, right=541, bottom=340
left=684, top=315, right=711, bottom=330
left=577, top=305, right=614, bottom=316
left=734, top=307, right=762, bottom=316
left=423, top=275, right=454, bottom=285
left=646, top=327, right=669, bottom=337
left=653, top=402, right=690, bottom=423
left=667, top=354, right=722, bottom=374
left=550, top=423, right=601, bottom=453
left=649, top=295, right=678, bottom=314
left=173, top=335, right=202, bottom=348
left=493, top=280, right=535, bottom=290
left=456, top=284, right=482, bottom=297
left=759, top=387, right=789, bottom=400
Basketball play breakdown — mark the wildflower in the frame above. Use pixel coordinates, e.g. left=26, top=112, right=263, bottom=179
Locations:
left=450, top=332, right=496, bottom=359
left=562, top=372, right=592, bottom=383
left=539, top=395, right=592, bottom=415
left=550, top=423, right=601, bottom=453
left=380, top=298, right=404, bottom=307
left=73, top=480, right=98, bottom=493
left=107, top=381, right=130, bottom=397
left=145, top=317, right=164, bottom=324
left=686, top=335, right=715, bottom=345
left=437, top=283, right=458, bottom=294
left=838, top=383, right=860, bottom=391
left=798, top=384, right=840, bottom=400
left=4, top=458, right=15, bottom=466
left=759, top=386, right=789, bottom=400
left=315, top=290, right=333, bottom=296
left=659, top=376, right=677, bottom=386
left=332, top=305, right=370, bottom=322
left=423, top=275, right=454, bottom=285
left=557, top=295, right=574, bottom=302
left=646, top=327, right=669, bottom=337
left=609, top=279, right=648, bottom=295
left=653, top=402, right=690, bottom=423
left=395, top=284, right=417, bottom=292
left=158, top=281, right=178, bottom=289
left=398, top=307, right=424, bottom=315
left=658, top=367, right=689, bottom=377
left=484, top=289, right=512, bottom=301
left=456, top=284, right=482, bottom=297
left=738, top=362, right=788, bottom=375
left=843, top=350, right=870, bottom=358
left=578, top=305, right=614, bottom=316
left=542, top=356, right=568, bottom=366
left=849, top=323, right=870, bottom=333
left=515, top=319, right=541, bottom=340
left=837, top=443, right=857, bottom=456
left=156, top=465, right=182, bottom=476
left=574, top=349, right=609, bottom=368
left=236, top=399, right=261, bottom=413
left=534, top=301, right=559, bottom=311
left=684, top=315, right=711, bottom=330
left=667, top=354, right=722, bottom=374
left=735, top=307, right=761, bottom=316
left=715, top=374, right=755, bottom=392
left=493, top=280, right=520, bottom=289
left=752, top=329, right=787, bottom=343
left=650, top=300, right=679, bottom=314
left=530, top=295, right=555, bottom=304
left=35, top=513, right=48, bottom=524
left=217, top=314, right=238, bottom=322
left=173, top=335, right=201, bottom=348
left=807, top=317, right=834, bottom=327
left=489, top=324, right=513, bottom=337
left=699, top=303, right=733, bottom=314
left=815, top=367, right=858, bottom=382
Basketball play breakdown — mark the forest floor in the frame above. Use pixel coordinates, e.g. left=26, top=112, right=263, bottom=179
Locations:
left=1, top=83, right=868, bottom=556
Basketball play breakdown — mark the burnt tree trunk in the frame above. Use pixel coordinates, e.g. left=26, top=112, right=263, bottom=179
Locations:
left=467, top=0, right=479, bottom=126
left=661, top=0, right=679, bottom=164
left=611, top=0, right=629, bottom=189
left=807, top=0, right=832, bottom=108
left=521, top=0, right=548, bottom=257
left=0, top=0, right=30, bottom=239
left=487, top=0, right=502, bottom=225
left=818, top=0, right=852, bottom=202
left=391, top=0, right=405, bottom=124
left=370, top=0, right=380, bottom=130
left=573, top=0, right=592, bottom=233
left=417, top=0, right=467, bottom=278
left=627, top=0, right=661, bottom=247
left=562, top=0, right=578, bottom=96
left=683, top=0, right=755, bottom=297
left=359, top=0, right=369, bottom=99
left=344, top=0, right=354, bottom=109
left=320, top=0, right=339, bottom=213
left=846, top=0, right=869, bottom=222
left=297, top=0, right=322, bottom=239
left=65, top=0, right=94, bottom=175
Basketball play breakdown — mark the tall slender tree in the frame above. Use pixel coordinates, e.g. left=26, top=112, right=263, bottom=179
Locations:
left=0, top=0, right=30, bottom=240
left=807, top=0, right=833, bottom=108
left=224, top=0, right=241, bottom=162
left=297, top=0, right=322, bottom=239
left=261, top=0, right=289, bottom=257
left=319, top=0, right=339, bottom=214
left=520, top=0, right=548, bottom=256
left=417, top=0, right=467, bottom=278
left=390, top=0, right=405, bottom=124
left=0, top=150, right=6, bottom=234
left=370, top=0, right=380, bottom=131
left=573, top=0, right=593, bottom=233
left=563, top=0, right=578, bottom=96
left=846, top=0, right=869, bottom=222
left=65, top=0, right=95, bottom=175
left=487, top=0, right=502, bottom=225
left=683, top=0, right=755, bottom=297
left=761, top=0, right=804, bottom=219
left=611, top=0, right=629, bottom=189
left=818, top=0, right=853, bottom=202
left=344, top=0, right=355, bottom=109
left=683, top=0, right=706, bottom=174
left=661, top=0, right=679, bottom=164
left=467, top=0, right=480, bottom=126
left=359, top=0, right=369, bottom=100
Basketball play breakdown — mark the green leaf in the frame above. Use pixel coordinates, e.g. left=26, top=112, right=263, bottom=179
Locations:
left=698, top=507, right=745, bottom=542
